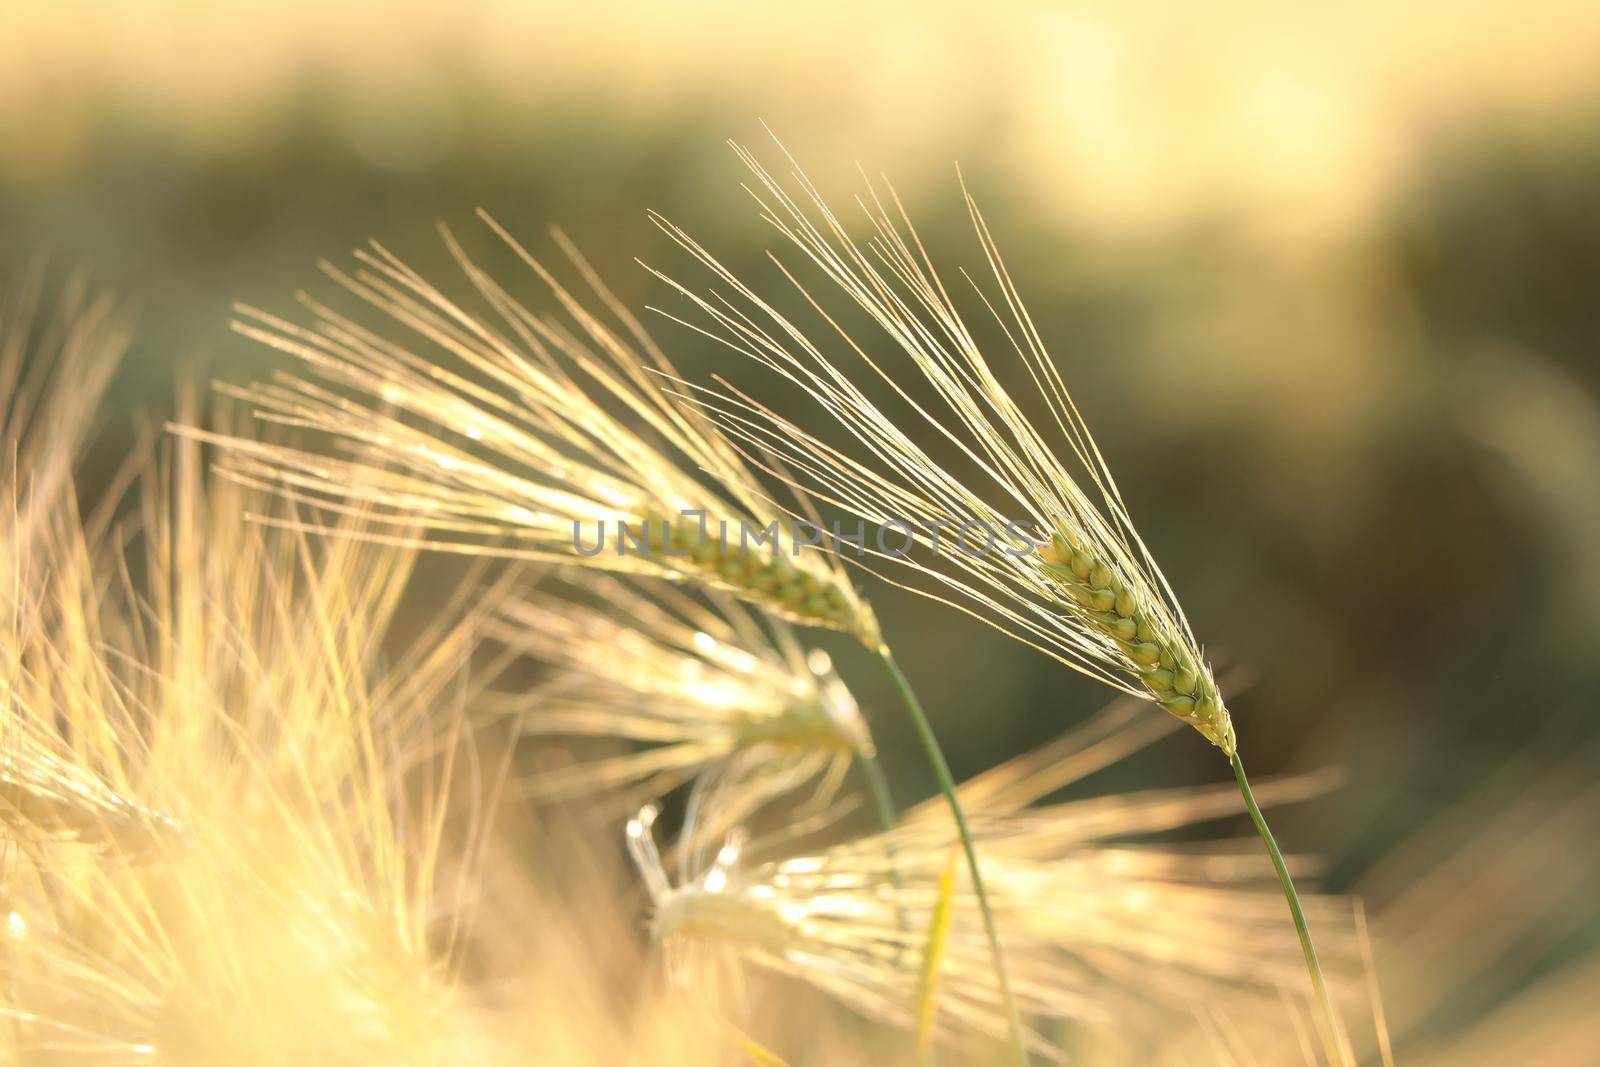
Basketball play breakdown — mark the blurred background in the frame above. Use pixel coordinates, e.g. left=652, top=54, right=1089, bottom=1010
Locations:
left=3, top=2, right=1598, bottom=1058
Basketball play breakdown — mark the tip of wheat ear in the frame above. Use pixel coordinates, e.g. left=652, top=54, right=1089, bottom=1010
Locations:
left=1039, top=531, right=1236, bottom=754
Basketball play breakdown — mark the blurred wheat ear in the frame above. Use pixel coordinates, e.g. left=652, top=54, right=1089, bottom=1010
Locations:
left=624, top=699, right=1350, bottom=1063
left=480, top=571, right=874, bottom=852
left=1, top=270, right=157, bottom=857
left=1, top=267, right=515, bottom=1060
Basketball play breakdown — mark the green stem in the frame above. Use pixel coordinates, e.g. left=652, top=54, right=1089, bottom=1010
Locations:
left=1231, top=749, right=1347, bottom=1066
left=878, top=647, right=1029, bottom=1067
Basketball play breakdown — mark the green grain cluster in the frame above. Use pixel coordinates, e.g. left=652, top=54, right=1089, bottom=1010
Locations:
left=732, top=704, right=869, bottom=754
left=1039, top=529, right=1235, bottom=753
left=646, top=514, right=880, bottom=645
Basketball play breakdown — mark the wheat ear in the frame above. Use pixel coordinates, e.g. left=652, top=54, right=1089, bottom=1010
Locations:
left=1037, top=529, right=1233, bottom=752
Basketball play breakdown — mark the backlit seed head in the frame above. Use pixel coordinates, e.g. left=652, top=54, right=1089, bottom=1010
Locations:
left=649, top=142, right=1237, bottom=754
left=1032, top=537, right=1234, bottom=750
left=191, top=220, right=882, bottom=647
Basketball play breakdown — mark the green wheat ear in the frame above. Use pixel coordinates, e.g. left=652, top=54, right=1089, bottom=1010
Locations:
left=1039, top=528, right=1235, bottom=753
left=655, top=513, right=880, bottom=646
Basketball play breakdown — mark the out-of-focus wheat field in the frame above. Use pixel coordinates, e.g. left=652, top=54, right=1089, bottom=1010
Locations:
left=4, top=2, right=1599, bottom=1060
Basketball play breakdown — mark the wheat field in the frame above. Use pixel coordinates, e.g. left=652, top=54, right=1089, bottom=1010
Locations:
left=3, top=4, right=1599, bottom=1065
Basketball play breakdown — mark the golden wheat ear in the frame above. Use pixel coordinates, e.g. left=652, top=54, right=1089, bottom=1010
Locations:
left=1, top=271, right=166, bottom=863
left=1, top=383, right=524, bottom=1061
left=1, top=268, right=132, bottom=503
left=176, top=218, right=879, bottom=646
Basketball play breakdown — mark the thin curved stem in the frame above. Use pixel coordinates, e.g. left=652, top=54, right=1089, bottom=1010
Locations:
left=1231, top=748, right=1348, bottom=1066
left=878, top=646, right=1029, bottom=1067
